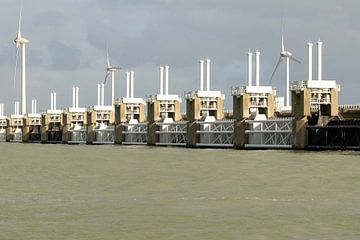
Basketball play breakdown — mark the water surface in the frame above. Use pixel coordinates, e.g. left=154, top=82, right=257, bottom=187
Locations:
left=0, top=143, right=359, bottom=239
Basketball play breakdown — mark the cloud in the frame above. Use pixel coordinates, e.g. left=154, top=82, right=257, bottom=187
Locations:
left=47, top=41, right=87, bottom=71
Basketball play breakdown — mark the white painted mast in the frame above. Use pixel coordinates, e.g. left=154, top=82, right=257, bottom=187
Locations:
left=111, top=70, right=115, bottom=105
left=285, top=57, right=290, bottom=106
left=14, top=5, right=29, bottom=115
left=21, top=44, right=26, bottom=114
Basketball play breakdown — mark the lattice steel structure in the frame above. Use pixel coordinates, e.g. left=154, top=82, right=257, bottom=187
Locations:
left=196, top=120, right=234, bottom=147
left=122, top=123, right=148, bottom=145
left=0, top=117, right=7, bottom=142
left=93, top=126, right=115, bottom=144
left=156, top=121, right=187, bottom=146
left=308, top=120, right=360, bottom=150
left=245, top=118, right=293, bottom=149
left=68, top=128, right=87, bottom=144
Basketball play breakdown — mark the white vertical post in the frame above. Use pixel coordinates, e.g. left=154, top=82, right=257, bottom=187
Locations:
left=165, top=65, right=169, bottom=95
left=53, top=92, right=57, bottom=110
left=75, top=87, right=79, bottom=108
left=248, top=51, right=253, bottom=86
left=255, top=50, right=260, bottom=87
left=285, top=57, right=290, bottom=107
left=50, top=92, right=54, bottom=110
left=307, top=42, right=313, bottom=81
left=15, top=102, right=19, bottom=115
left=97, top=84, right=101, bottom=106
left=21, top=44, right=26, bottom=115
left=159, top=66, right=164, bottom=95
left=101, top=83, right=105, bottom=106
left=111, top=70, right=115, bottom=105
left=72, top=87, right=76, bottom=108
left=206, top=59, right=210, bottom=91
left=125, top=72, right=130, bottom=98
left=34, top=99, right=37, bottom=114
left=317, top=40, right=323, bottom=81
left=130, top=71, right=134, bottom=98
left=200, top=60, right=204, bottom=91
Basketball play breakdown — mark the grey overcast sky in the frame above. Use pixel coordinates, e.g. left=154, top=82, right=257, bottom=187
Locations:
left=0, top=0, right=359, bottom=114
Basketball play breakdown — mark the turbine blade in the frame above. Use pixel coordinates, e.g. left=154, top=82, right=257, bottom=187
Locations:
left=13, top=46, right=20, bottom=88
left=281, top=16, right=284, bottom=52
left=281, top=32, right=284, bottom=52
left=17, top=3, right=23, bottom=38
left=269, top=57, right=283, bottom=84
left=290, top=55, right=301, bottom=64
left=103, top=72, right=110, bottom=84
left=106, top=47, right=110, bottom=68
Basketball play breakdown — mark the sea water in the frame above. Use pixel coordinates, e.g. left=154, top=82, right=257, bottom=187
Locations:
left=0, top=143, right=359, bottom=239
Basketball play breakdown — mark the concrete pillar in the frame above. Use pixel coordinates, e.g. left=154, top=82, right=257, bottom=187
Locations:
left=186, top=121, right=198, bottom=148
left=233, top=119, right=247, bottom=149
left=292, top=117, right=308, bottom=149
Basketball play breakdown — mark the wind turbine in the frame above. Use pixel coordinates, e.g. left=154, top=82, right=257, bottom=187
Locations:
left=13, top=4, right=29, bottom=115
left=270, top=28, right=301, bottom=107
left=103, top=47, right=121, bottom=105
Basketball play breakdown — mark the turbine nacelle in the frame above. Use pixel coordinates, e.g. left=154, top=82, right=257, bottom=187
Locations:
left=280, top=50, right=292, bottom=58
left=14, top=36, right=29, bottom=46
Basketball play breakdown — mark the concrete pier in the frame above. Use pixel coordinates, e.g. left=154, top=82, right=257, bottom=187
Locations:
left=41, top=110, right=64, bottom=143
left=291, top=80, right=339, bottom=149
left=0, top=116, right=7, bottom=142
left=114, top=98, right=146, bottom=144
left=232, top=86, right=275, bottom=148
left=23, top=113, right=42, bottom=142
left=63, top=108, right=87, bottom=144
left=6, top=114, right=24, bottom=142
left=185, top=90, right=225, bottom=147
left=147, top=94, right=182, bottom=145
left=87, top=106, right=115, bottom=144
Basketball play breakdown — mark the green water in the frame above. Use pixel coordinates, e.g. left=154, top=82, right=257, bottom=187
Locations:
left=0, top=143, right=359, bottom=239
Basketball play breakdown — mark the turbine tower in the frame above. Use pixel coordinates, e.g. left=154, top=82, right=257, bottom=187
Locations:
left=103, top=47, right=121, bottom=105
left=270, top=28, right=301, bottom=107
left=14, top=4, right=29, bottom=115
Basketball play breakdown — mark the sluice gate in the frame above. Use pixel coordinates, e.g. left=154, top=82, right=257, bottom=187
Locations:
left=68, top=128, right=87, bottom=143
left=156, top=121, right=187, bottom=146
left=245, top=118, right=293, bottom=149
left=64, top=88, right=87, bottom=144
left=195, top=120, right=234, bottom=147
left=24, top=114, right=42, bottom=142
left=307, top=120, right=360, bottom=150
left=0, top=117, right=7, bottom=142
left=88, top=105, right=115, bottom=145
left=7, top=115, right=23, bottom=142
left=121, top=123, right=148, bottom=144
left=94, top=126, right=114, bottom=144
